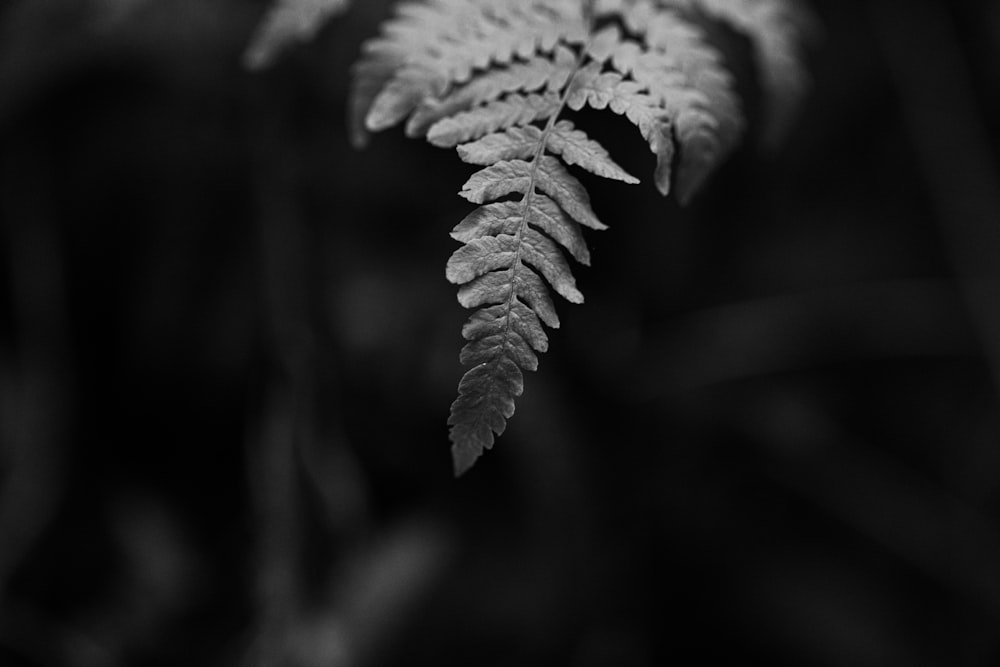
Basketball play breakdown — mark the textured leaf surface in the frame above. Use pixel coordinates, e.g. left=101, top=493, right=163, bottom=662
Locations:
left=457, top=126, right=543, bottom=165
left=451, top=199, right=592, bottom=265
left=448, top=357, right=522, bottom=475
left=547, top=121, right=639, bottom=184
left=428, top=93, right=563, bottom=147
left=351, top=0, right=589, bottom=146
left=445, top=144, right=603, bottom=471
left=243, top=0, right=350, bottom=70
left=408, top=46, right=578, bottom=137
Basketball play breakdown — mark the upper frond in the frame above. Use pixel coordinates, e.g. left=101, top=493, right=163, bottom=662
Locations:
left=349, top=0, right=589, bottom=146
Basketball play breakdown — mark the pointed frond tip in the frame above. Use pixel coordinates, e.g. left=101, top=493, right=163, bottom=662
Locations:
left=348, top=0, right=811, bottom=474
left=448, top=356, right=521, bottom=476
left=445, top=151, right=610, bottom=474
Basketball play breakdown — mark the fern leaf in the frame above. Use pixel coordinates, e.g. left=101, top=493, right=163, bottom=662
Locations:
left=447, top=356, right=521, bottom=475
left=547, top=120, right=640, bottom=184
left=349, top=0, right=809, bottom=474
left=459, top=158, right=606, bottom=230
left=451, top=200, right=592, bottom=266
left=243, top=0, right=350, bottom=70
left=457, top=126, right=543, bottom=164
left=428, top=92, right=563, bottom=147
left=407, top=46, right=579, bottom=137
left=448, top=232, right=584, bottom=303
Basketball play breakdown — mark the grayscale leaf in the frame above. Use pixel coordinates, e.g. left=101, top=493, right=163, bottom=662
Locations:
left=427, top=92, right=563, bottom=148
left=546, top=120, right=639, bottom=184
left=457, top=126, right=544, bottom=165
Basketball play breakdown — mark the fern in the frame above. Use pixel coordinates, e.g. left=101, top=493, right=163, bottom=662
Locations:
left=350, top=0, right=808, bottom=475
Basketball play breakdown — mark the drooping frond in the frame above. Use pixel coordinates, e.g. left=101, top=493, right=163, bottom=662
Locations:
left=349, top=0, right=810, bottom=474
left=446, top=148, right=611, bottom=474
left=243, top=0, right=351, bottom=70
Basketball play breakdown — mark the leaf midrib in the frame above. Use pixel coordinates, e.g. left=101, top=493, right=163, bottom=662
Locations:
left=484, top=31, right=597, bottom=382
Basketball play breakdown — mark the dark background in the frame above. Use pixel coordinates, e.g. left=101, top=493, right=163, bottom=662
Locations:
left=1, top=0, right=1000, bottom=665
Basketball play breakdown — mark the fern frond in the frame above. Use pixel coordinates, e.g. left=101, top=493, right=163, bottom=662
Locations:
left=444, top=135, right=611, bottom=473
left=445, top=162, right=591, bottom=472
left=243, top=0, right=350, bottom=70
left=350, top=0, right=809, bottom=474
left=451, top=200, right=592, bottom=266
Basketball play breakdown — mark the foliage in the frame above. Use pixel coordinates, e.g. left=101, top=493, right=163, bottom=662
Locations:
left=350, top=0, right=809, bottom=474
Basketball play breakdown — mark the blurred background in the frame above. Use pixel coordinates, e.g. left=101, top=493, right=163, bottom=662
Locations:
left=1, top=0, right=1000, bottom=665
